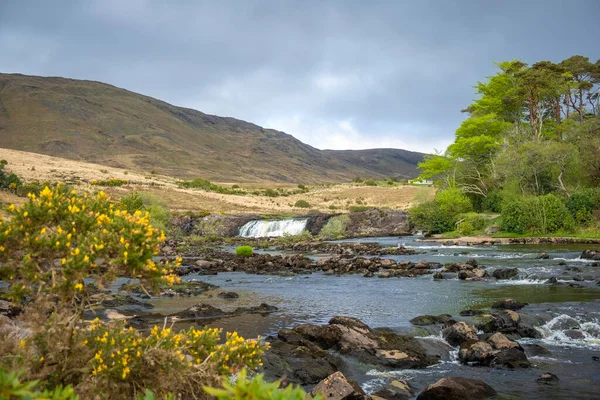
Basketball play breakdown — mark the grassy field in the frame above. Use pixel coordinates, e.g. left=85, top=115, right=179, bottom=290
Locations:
left=0, top=148, right=435, bottom=214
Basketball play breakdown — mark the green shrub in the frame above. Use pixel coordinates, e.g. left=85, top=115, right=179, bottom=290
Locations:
left=318, top=215, right=350, bottom=239
left=459, top=212, right=486, bottom=231
left=91, top=178, right=128, bottom=187
left=483, top=190, right=504, bottom=213
left=297, top=184, right=307, bottom=190
left=328, top=205, right=338, bottom=210
left=352, top=177, right=363, bottom=183
left=0, top=368, right=77, bottom=400
left=566, top=188, right=600, bottom=224
left=263, top=189, right=279, bottom=197
left=408, top=189, right=473, bottom=234
left=364, top=180, right=377, bottom=186
left=501, top=194, right=574, bottom=234
left=457, top=220, right=474, bottom=235
left=205, top=369, right=316, bottom=400
left=236, top=245, right=254, bottom=257
left=0, top=161, right=22, bottom=190
left=294, top=200, right=311, bottom=208
left=120, top=192, right=145, bottom=212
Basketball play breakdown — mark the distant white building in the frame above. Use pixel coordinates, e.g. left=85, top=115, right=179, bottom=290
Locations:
left=412, top=179, right=433, bottom=185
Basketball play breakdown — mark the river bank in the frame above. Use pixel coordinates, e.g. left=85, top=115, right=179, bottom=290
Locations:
left=418, top=235, right=600, bottom=246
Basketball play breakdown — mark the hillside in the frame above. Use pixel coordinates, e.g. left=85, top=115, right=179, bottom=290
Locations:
left=0, top=73, right=424, bottom=183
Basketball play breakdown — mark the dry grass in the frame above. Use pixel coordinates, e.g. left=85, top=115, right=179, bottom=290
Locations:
left=1, top=148, right=434, bottom=214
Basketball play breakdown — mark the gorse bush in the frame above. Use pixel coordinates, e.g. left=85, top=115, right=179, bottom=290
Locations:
left=235, top=245, right=253, bottom=257
left=120, top=192, right=171, bottom=232
left=0, top=185, right=179, bottom=302
left=0, top=185, right=268, bottom=399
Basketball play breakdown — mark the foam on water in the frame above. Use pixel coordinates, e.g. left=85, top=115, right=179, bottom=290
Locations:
left=536, top=314, right=600, bottom=348
left=238, top=218, right=308, bottom=238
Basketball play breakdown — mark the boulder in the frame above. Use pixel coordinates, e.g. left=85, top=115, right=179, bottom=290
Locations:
left=262, top=340, right=339, bottom=386
left=372, top=380, right=413, bottom=400
left=490, top=299, right=527, bottom=311
left=537, top=372, right=559, bottom=385
left=486, top=332, right=522, bottom=350
left=523, top=343, right=551, bottom=357
left=217, top=291, right=240, bottom=299
left=537, top=252, right=550, bottom=259
left=442, top=322, right=479, bottom=347
left=410, top=314, right=454, bottom=326
left=459, top=341, right=495, bottom=365
left=490, top=348, right=530, bottom=369
left=311, top=372, right=367, bottom=400
left=416, top=377, right=497, bottom=400
left=582, top=249, right=600, bottom=260
left=492, top=268, right=519, bottom=280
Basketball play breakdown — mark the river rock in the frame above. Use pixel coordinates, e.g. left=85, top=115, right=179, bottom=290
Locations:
left=291, top=317, right=437, bottom=369
left=490, top=347, right=530, bottom=369
left=486, top=332, right=522, bottom=350
left=262, top=340, right=339, bottom=386
left=442, top=321, right=479, bottom=347
left=563, top=329, right=585, bottom=339
left=217, top=291, right=240, bottom=299
left=372, top=379, right=413, bottom=400
left=491, top=299, right=528, bottom=311
left=492, top=268, right=519, bottom=280
left=310, top=371, right=367, bottom=400
left=537, top=252, right=550, bottom=259
left=459, top=341, right=495, bottom=365
left=582, top=249, right=600, bottom=260
left=523, top=343, right=551, bottom=356
left=537, top=372, right=559, bottom=385
left=410, top=314, right=454, bottom=326
left=416, top=377, right=497, bottom=400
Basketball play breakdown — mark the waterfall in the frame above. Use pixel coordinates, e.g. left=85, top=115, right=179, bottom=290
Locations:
left=238, top=218, right=309, bottom=238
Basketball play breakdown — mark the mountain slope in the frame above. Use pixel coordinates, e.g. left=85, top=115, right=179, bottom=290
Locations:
left=0, top=73, right=424, bottom=182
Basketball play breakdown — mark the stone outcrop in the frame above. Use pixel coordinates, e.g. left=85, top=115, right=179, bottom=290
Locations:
left=346, top=209, right=411, bottom=237
left=310, top=372, right=367, bottom=400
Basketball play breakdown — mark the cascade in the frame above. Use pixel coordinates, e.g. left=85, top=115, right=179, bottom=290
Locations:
left=238, top=218, right=309, bottom=238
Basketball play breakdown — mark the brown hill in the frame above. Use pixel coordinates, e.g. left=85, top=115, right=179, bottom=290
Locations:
left=0, top=73, right=424, bottom=183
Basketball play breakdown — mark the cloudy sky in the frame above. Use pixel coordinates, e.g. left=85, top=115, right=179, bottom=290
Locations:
left=1, top=1, right=599, bottom=153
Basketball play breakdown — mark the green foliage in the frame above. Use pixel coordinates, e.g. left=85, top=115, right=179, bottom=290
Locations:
left=364, top=180, right=377, bottom=186
left=120, top=192, right=171, bottom=232
left=204, top=369, right=317, bottom=400
left=297, top=184, right=307, bottom=190
left=0, top=185, right=180, bottom=303
left=483, top=190, right=504, bottom=213
left=0, top=161, right=22, bottom=190
left=409, top=189, right=473, bottom=234
left=501, top=194, right=574, bottom=234
left=459, top=213, right=486, bottom=231
left=318, top=215, right=350, bottom=239
left=566, top=188, right=600, bottom=224
left=457, top=220, right=474, bottom=235
left=294, top=199, right=311, bottom=208
left=235, top=245, right=254, bottom=257
left=90, top=178, right=128, bottom=187
left=0, top=368, right=77, bottom=400
left=352, top=177, right=363, bottom=183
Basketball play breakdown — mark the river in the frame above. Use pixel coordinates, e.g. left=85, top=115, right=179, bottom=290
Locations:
left=152, top=236, right=600, bottom=398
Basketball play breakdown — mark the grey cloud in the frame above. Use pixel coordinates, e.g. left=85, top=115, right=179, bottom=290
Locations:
left=1, top=0, right=598, bottom=153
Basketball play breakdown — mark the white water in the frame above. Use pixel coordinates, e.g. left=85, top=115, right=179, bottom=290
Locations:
left=238, top=218, right=309, bottom=238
